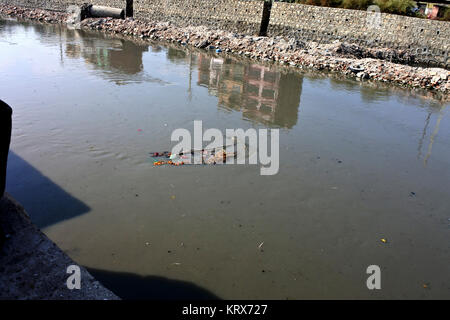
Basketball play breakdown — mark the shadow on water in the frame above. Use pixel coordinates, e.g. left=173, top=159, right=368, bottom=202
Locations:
left=86, top=267, right=220, bottom=300
left=5, top=151, right=90, bottom=229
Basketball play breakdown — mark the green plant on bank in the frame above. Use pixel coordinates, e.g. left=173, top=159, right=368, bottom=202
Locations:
left=341, top=0, right=372, bottom=10
left=442, top=6, right=450, bottom=21
left=295, top=0, right=415, bottom=12
left=296, top=0, right=342, bottom=7
left=373, top=0, right=416, bottom=15
left=282, top=0, right=450, bottom=21
left=291, top=0, right=450, bottom=19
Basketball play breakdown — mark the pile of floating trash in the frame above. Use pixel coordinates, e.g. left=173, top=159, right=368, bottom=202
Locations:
left=153, top=160, right=185, bottom=166
left=150, top=148, right=237, bottom=166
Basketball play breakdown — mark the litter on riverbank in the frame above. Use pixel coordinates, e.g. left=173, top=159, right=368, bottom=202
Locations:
left=0, top=4, right=449, bottom=97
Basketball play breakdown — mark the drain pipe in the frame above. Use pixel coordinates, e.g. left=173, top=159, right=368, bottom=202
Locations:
left=80, top=4, right=125, bottom=20
left=89, top=5, right=125, bottom=19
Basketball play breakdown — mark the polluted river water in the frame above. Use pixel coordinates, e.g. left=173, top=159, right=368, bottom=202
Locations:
left=1, top=19, right=449, bottom=299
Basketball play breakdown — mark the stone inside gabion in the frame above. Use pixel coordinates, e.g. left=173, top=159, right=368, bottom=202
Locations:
left=66, top=5, right=81, bottom=29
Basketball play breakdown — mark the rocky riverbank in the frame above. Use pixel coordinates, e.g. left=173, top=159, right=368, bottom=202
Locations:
left=1, top=4, right=449, bottom=98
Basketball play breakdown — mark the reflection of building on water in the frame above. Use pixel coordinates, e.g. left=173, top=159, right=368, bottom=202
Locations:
left=13, top=23, right=167, bottom=86
left=65, top=30, right=147, bottom=73
left=196, top=54, right=303, bottom=128
left=62, top=29, right=149, bottom=84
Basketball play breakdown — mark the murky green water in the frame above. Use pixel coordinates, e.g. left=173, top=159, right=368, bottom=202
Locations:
left=1, top=19, right=449, bottom=299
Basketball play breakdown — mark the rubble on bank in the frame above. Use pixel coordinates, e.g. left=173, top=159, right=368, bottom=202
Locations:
left=1, top=4, right=449, bottom=97
left=0, top=5, right=66, bottom=23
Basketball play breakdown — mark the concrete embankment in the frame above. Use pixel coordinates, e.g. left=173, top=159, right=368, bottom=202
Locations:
left=0, top=194, right=119, bottom=299
left=0, top=4, right=449, bottom=98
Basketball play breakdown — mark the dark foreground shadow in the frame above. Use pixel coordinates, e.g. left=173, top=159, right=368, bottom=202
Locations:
left=6, top=151, right=90, bottom=229
left=86, top=267, right=220, bottom=300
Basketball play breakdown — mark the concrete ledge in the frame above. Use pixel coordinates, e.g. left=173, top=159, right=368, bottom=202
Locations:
left=0, top=194, right=119, bottom=300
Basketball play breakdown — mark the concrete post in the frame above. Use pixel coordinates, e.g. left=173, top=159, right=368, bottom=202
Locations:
left=126, top=0, right=133, bottom=18
left=259, top=1, right=272, bottom=36
left=0, top=100, right=12, bottom=199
